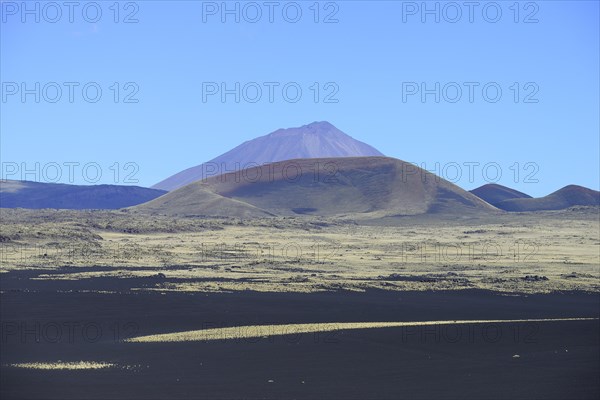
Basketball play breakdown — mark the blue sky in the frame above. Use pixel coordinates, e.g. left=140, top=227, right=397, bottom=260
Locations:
left=1, top=0, right=598, bottom=196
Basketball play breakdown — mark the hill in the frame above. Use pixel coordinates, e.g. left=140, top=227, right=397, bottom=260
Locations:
left=470, top=184, right=532, bottom=208
left=495, top=185, right=600, bottom=211
left=0, top=180, right=166, bottom=210
left=136, top=157, right=497, bottom=218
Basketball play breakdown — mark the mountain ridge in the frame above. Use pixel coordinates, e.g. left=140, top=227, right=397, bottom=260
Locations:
left=0, top=180, right=166, bottom=210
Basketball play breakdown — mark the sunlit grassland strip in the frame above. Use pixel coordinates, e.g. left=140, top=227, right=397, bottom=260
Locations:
left=6, top=361, right=116, bottom=370
left=126, top=317, right=599, bottom=343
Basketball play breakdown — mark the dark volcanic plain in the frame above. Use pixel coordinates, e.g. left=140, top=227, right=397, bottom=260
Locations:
left=1, top=274, right=599, bottom=400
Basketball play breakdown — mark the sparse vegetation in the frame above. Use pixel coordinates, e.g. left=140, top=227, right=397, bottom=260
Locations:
left=1, top=207, right=598, bottom=294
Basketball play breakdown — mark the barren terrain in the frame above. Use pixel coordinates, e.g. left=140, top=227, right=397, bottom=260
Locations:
left=1, top=207, right=598, bottom=294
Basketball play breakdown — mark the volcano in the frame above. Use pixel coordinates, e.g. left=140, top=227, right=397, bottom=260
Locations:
left=152, top=122, right=384, bottom=191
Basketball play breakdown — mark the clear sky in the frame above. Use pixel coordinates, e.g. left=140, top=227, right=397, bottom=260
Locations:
left=1, top=0, right=598, bottom=196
